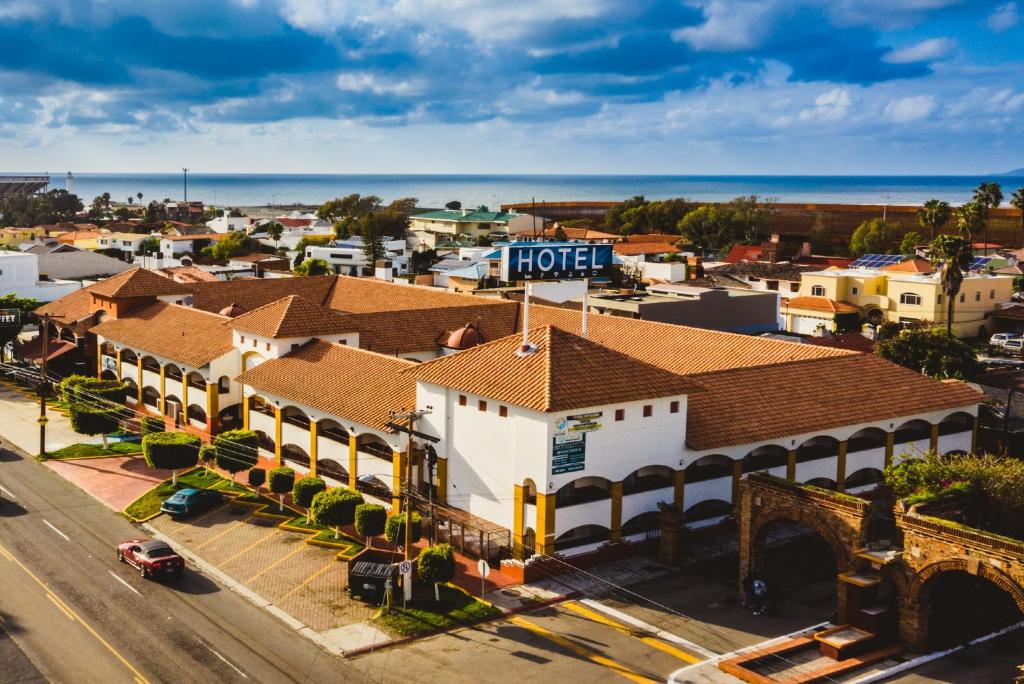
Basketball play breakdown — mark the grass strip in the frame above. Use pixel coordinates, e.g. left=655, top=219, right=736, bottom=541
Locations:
left=45, top=442, right=143, bottom=459
left=375, top=584, right=502, bottom=637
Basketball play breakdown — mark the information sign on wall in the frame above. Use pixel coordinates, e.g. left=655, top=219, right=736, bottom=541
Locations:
left=552, top=433, right=586, bottom=475
left=500, top=243, right=613, bottom=282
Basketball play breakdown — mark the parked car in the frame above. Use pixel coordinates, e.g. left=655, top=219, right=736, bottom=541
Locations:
left=487, top=231, right=510, bottom=241
left=990, top=333, right=1022, bottom=348
left=159, top=488, right=223, bottom=518
left=117, top=539, right=184, bottom=579
left=1004, top=339, right=1024, bottom=355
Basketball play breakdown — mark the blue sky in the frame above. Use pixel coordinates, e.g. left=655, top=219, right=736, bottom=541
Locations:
left=1, top=0, right=1023, bottom=174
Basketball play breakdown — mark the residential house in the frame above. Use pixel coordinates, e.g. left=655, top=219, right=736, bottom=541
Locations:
left=304, top=237, right=409, bottom=277
left=0, top=251, right=81, bottom=301
left=409, top=206, right=524, bottom=251
left=206, top=210, right=251, bottom=234
left=57, top=230, right=104, bottom=250
left=96, top=232, right=153, bottom=262
left=158, top=233, right=227, bottom=258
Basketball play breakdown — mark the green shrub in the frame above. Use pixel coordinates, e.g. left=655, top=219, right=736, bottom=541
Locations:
left=354, top=503, right=387, bottom=547
left=213, top=429, right=259, bottom=481
left=60, top=374, right=93, bottom=401
left=418, top=543, right=456, bottom=601
left=310, top=488, right=364, bottom=538
left=385, top=511, right=422, bottom=546
left=199, top=444, right=217, bottom=474
left=142, top=432, right=200, bottom=486
left=140, top=416, right=165, bottom=435
left=248, top=467, right=266, bottom=489
left=292, top=476, right=326, bottom=522
left=68, top=403, right=120, bottom=450
left=268, top=467, right=295, bottom=511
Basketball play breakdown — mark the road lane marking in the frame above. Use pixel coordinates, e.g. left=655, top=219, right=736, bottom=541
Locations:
left=0, top=484, right=15, bottom=498
left=108, top=570, right=143, bottom=596
left=47, top=593, right=76, bottom=622
left=0, top=540, right=151, bottom=684
left=562, top=601, right=702, bottom=665
left=507, top=614, right=657, bottom=684
left=192, top=517, right=253, bottom=551
left=188, top=502, right=229, bottom=526
left=578, top=598, right=718, bottom=659
left=42, top=519, right=70, bottom=541
left=205, top=645, right=249, bottom=679
left=244, top=543, right=308, bottom=584
left=276, top=560, right=335, bottom=602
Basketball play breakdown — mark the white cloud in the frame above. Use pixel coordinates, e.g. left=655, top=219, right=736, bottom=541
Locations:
left=884, top=37, right=956, bottom=64
left=672, top=0, right=777, bottom=51
left=336, top=72, right=425, bottom=97
left=884, top=95, right=935, bottom=122
left=987, top=2, right=1020, bottom=31
left=798, top=87, right=853, bottom=122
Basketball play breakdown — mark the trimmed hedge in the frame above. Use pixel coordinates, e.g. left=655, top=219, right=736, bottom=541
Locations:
left=62, top=376, right=127, bottom=404
left=311, top=488, right=364, bottom=536
left=268, top=467, right=296, bottom=496
left=213, top=429, right=259, bottom=478
left=417, top=543, right=456, bottom=587
left=142, top=432, right=200, bottom=471
left=68, top=403, right=120, bottom=438
left=292, top=476, right=326, bottom=509
left=355, top=503, right=387, bottom=546
left=385, top=511, right=423, bottom=545
left=140, top=416, right=165, bottom=435
left=248, top=467, right=266, bottom=489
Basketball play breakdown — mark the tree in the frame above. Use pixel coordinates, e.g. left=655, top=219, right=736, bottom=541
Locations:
left=387, top=197, right=418, bottom=216
left=292, top=476, right=326, bottom=523
left=604, top=195, right=647, bottom=233
left=917, top=199, right=951, bottom=242
left=807, top=214, right=832, bottom=253
left=677, top=204, right=734, bottom=255
left=0, top=189, right=82, bottom=227
left=141, top=432, right=200, bottom=486
left=930, top=233, right=974, bottom=335
left=136, top=192, right=143, bottom=204
left=144, top=200, right=163, bottom=223
left=1011, top=188, right=1024, bottom=243
left=354, top=503, right=386, bottom=548
left=310, top=488, right=364, bottom=539
left=876, top=328, right=978, bottom=380
left=729, top=195, right=774, bottom=244
left=444, top=200, right=462, bottom=210
left=418, top=544, right=456, bottom=602
left=199, top=444, right=216, bottom=475
left=293, top=258, right=330, bottom=276
left=265, top=221, right=284, bottom=250
left=208, top=230, right=258, bottom=260
left=248, top=467, right=266, bottom=491
left=137, top=236, right=160, bottom=256
left=66, top=379, right=126, bottom=450
left=317, top=194, right=381, bottom=222
left=973, top=182, right=1003, bottom=252
left=849, top=218, right=896, bottom=257
left=554, top=224, right=568, bottom=241
left=361, top=223, right=387, bottom=268
left=68, top=404, right=121, bottom=451
left=0, top=294, right=38, bottom=352
left=384, top=512, right=422, bottom=547
left=899, top=231, right=923, bottom=255
left=213, top=429, right=259, bottom=482
left=268, top=467, right=295, bottom=511
left=954, top=200, right=985, bottom=239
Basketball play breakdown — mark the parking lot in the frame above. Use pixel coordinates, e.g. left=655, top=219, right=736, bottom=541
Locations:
left=149, top=502, right=378, bottom=631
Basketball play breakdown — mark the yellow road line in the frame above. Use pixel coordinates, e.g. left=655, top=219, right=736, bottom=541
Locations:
left=192, top=516, right=253, bottom=550
left=561, top=601, right=702, bottom=665
left=244, top=543, right=308, bottom=584
left=0, top=541, right=151, bottom=683
left=507, top=614, right=657, bottom=684
left=47, top=593, right=76, bottom=622
left=277, top=560, right=336, bottom=602
left=217, top=530, right=278, bottom=567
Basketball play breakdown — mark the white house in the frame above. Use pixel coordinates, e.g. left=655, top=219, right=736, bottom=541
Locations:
left=0, top=251, right=81, bottom=301
left=305, top=237, right=409, bottom=277
left=206, top=210, right=251, bottom=233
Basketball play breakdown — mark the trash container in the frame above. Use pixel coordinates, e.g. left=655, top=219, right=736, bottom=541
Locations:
left=348, top=561, right=394, bottom=603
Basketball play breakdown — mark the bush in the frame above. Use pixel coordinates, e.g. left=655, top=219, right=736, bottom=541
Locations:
left=141, top=432, right=200, bottom=486
left=310, top=488, right=364, bottom=538
left=213, top=429, right=259, bottom=481
left=385, top=511, right=422, bottom=546
left=60, top=374, right=93, bottom=401
left=418, top=544, right=456, bottom=601
left=140, top=416, right=165, bottom=435
left=292, top=476, right=326, bottom=522
left=268, top=467, right=295, bottom=511
left=875, top=328, right=978, bottom=380
left=354, top=503, right=387, bottom=547
left=248, top=467, right=266, bottom=489
left=199, top=444, right=217, bottom=473
left=68, top=403, right=120, bottom=450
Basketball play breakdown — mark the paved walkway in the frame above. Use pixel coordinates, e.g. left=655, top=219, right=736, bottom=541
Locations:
left=0, top=381, right=80, bottom=454
left=44, top=456, right=173, bottom=511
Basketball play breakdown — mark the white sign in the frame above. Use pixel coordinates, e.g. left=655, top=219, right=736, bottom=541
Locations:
left=477, top=559, right=490, bottom=579
left=399, top=560, right=413, bottom=576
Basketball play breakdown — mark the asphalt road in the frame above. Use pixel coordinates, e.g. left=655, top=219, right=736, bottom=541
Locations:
left=0, top=442, right=361, bottom=683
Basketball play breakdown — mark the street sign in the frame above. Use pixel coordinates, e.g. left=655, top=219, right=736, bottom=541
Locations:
left=500, top=243, right=613, bottom=282
left=399, top=560, right=413, bottom=576
left=477, top=559, right=490, bottom=578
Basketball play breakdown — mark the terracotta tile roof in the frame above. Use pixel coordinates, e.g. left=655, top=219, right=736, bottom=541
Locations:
left=685, top=354, right=983, bottom=450
left=236, top=339, right=416, bottom=432
left=191, top=276, right=338, bottom=314
left=35, top=285, right=99, bottom=334
left=613, top=242, right=682, bottom=256
left=276, top=217, right=315, bottom=228
left=324, top=275, right=512, bottom=314
left=534, top=226, right=621, bottom=241
left=881, top=257, right=933, bottom=274
left=57, top=230, right=101, bottom=242
left=230, top=295, right=357, bottom=339
left=161, top=233, right=227, bottom=242
left=523, top=304, right=852, bottom=376
left=782, top=296, right=860, bottom=314
left=410, top=326, right=699, bottom=413
left=228, top=253, right=289, bottom=263
left=91, top=302, right=233, bottom=367
left=806, top=332, right=877, bottom=354
left=89, top=268, right=193, bottom=299
left=724, top=244, right=765, bottom=263
left=626, top=233, right=685, bottom=244
left=994, top=304, right=1024, bottom=320
left=155, top=266, right=220, bottom=284
left=347, top=303, right=519, bottom=355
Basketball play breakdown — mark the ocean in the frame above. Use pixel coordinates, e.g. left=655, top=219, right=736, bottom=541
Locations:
left=25, top=173, right=1024, bottom=209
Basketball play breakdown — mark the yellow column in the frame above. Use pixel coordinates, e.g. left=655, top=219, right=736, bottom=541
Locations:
left=673, top=469, right=685, bottom=511
left=348, top=438, right=358, bottom=489
left=115, top=349, right=122, bottom=380
left=206, top=382, right=219, bottom=435
left=96, top=341, right=103, bottom=378
left=885, top=431, right=895, bottom=469
left=159, top=365, right=166, bottom=415
left=929, top=423, right=940, bottom=453
left=513, top=484, right=525, bottom=551
left=731, top=460, right=743, bottom=504
left=136, top=357, right=143, bottom=404
left=786, top=449, right=797, bottom=481
left=308, top=419, right=318, bottom=477
left=273, top=406, right=283, bottom=466
left=181, top=372, right=188, bottom=415
left=609, top=481, right=623, bottom=542
left=971, top=416, right=979, bottom=453
left=391, top=449, right=405, bottom=511
left=535, top=492, right=556, bottom=556
left=836, top=440, right=848, bottom=491
left=243, top=395, right=250, bottom=431
left=436, top=457, right=447, bottom=505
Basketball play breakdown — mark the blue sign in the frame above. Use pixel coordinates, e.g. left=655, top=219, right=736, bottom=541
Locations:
left=500, top=242, right=613, bottom=281
left=552, top=433, right=586, bottom=475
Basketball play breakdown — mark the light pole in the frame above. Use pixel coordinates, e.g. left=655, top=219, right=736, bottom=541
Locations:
left=182, top=168, right=189, bottom=203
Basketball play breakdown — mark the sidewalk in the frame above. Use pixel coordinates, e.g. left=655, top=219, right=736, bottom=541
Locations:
left=0, top=381, right=80, bottom=454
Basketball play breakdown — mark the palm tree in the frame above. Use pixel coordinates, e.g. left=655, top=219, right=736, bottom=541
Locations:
left=973, top=182, right=1003, bottom=255
left=1011, top=187, right=1024, bottom=245
left=930, top=234, right=973, bottom=336
left=955, top=200, right=985, bottom=240
left=266, top=221, right=284, bottom=250
left=917, top=199, right=951, bottom=242
left=136, top=192, right=143, bottom=204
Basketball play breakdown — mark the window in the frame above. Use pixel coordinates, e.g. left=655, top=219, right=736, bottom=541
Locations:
left=642, top=405, right=653, bottom=418
left=766, top=280, right=778, bottom=291
left=990, top=290, right=996, bottom=300
left=458, top=395, right=467, bottom=406
left=975, top=291, right=981, bottom=302
left=670, top=401, right=680, bottom=414
left=615, top=408, right=625, bottom=421
left=499, top=405, right=508, bottom=418
left=478, top=400, right=487, bottom=412
left=899, top=293, right=922, bottom=306
left=291, top=343, right=299, bottom=350
left=937, top=295, right=943, bottom=304
left=265, top=343, right=270, bottom=351
left=851, top=286, right=859, bottom=295
left=960, top=293, right=965, bottom=303
left=811, top=285, right=825, bottom=297
left=790, top=283, right=799, bottom=292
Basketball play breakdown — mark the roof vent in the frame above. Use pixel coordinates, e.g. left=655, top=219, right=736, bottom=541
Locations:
left=516, top=342, right=538, bottom=358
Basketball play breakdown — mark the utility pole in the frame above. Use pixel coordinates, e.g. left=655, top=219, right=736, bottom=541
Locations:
left=37, top=313, right=64, bottom=459
left=386, top=409, right=436, bottom=561
left=182, top=168, right=189, bottom=203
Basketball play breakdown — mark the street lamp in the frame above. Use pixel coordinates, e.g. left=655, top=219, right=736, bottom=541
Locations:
left=182, top=167, right=189, bottom=203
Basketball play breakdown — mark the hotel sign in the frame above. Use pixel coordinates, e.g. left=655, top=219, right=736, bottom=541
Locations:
left=500, top=243, right=613, bottom=282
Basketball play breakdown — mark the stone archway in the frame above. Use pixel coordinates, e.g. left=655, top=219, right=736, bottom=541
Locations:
left=747, top=505, right=852, bottom=577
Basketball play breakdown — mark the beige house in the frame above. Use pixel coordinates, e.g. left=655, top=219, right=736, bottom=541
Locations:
left=784, top=257, right=1015, bottom=338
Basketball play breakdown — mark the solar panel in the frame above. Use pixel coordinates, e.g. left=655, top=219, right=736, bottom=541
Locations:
left=849, top=254, right=905, bottom=269
left=968, top=256, right=993, bottom=271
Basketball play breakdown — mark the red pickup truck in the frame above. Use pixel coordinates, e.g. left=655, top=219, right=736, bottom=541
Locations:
left=117, top=539, right=185, bottom=579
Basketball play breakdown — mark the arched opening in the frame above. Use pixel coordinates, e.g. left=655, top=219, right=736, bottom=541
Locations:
left=743, top=445, right=788, bottom=473
left=752, top=517, right=840, bottom=615
left=803, top=477, right=837, bottom=490
left=684, top=499, right=732, bottom=527
left=163, top=394, right=182, bottom=417
left=141, top=355, right=160, bottom=373
left=865, top=308, right=884, bottom=326
left=355, top=474, right=391, bottom=499
left=796, top=436, right=839, bottom=463
left=100, top=369, right=117, bottom=381
left=622, top=511, right=661, bottom=537
left=141, top=386, right=160, bottom=409
left=186, top=371, right=206, bottom=392
left=186, top=403, right=207, bottom=424
left=254, top=429, right=275, bottom=453
left=554, top=524, right=610, bottom=552
left=215, top=375, right=230, bottom=393
left=282, top=443, right=310, bottom=469
left=937, top=411, right=973, bottom=437
left=622, top=465, right=673, bottom=495
left=120, top=349, right=138, bottom=365
left=59, top=328, right=76, bottom=343
left=522, top=478, right=537, bottom=505
left=844, top=468, right=883, bottom=491
left=318, top=418, right=350, bottom=445
left=316, top=458, right=348, bottom=484
left=894, top=419, right=931, bottom=445
left=555, top=476, right=611, bottom=508
left=249, top=395, right=274, bottom=418
left=123, top=377, right=138, bottom=400
left=357, top=434, right=393, bottom=461
left=686, top=454, right=733, bottom=482
left=242, top=351, right=264, bottom=372
left=164, top=365, right=183, bottom=382
left=281, top=406, right=310, bottom=430
left=847, top=427, right=887, bottom=453
left=521, top=527, right=536, bottom=555
left=919, top=570, right=1023, bottom=650
left=100, top=341, right=116, bottom=357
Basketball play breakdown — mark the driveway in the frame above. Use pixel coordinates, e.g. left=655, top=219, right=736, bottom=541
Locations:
left=44, top=456, right=172, bottom=511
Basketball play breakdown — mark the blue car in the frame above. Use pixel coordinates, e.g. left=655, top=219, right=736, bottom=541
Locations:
left=160, top=488, right=224, bottom=518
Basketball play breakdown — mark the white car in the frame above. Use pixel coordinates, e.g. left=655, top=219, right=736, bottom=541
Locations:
left=1004, top=339, right=1024, bottom=355
left=990, top=333, right=1022, bottom=348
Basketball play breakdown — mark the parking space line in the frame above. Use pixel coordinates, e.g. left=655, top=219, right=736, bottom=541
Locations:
left=244, top=544, right=308, bottom=584
left=0, top=484, right=16, bottom=498
left=217, top=530, right=278, bottom=566
left=507, top=614, right=657, bottom=684
left=276, top=560, right=336, bottom=602
left=192, top=516, right=253, bottom=551
left=562, top=601, right=702, bottom=665
left=187, top=503, right=231, bottom=526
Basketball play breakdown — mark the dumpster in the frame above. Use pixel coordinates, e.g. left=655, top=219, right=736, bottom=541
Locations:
left=348, top=560, right=394, bottom=603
